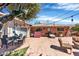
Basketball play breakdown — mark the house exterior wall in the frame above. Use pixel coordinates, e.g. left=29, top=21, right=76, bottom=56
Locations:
left=30, top=26, right=70, bottom=37
left=7, top=21, right=27, bottom=37
left=1, top=20, right=27, bottom=37
left=1, top=23, right=8, bottom=38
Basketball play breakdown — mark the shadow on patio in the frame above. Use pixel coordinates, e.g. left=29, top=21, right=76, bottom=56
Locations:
left=0, top=40, right=25, bottom=56
left=50, top=45, right=67, bottom=53
left=73, top=52, right=79, bottom=56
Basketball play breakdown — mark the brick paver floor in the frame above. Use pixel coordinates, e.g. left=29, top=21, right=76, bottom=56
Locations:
left=1, top=37, right=79, bottom=56
left=16, top=37, right=76, bottom=56
left=0, top=43, right=21, bottom=55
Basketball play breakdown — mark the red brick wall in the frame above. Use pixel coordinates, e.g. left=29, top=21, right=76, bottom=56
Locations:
left=30, top=26, right=70, bottom=37
left=51, top=26, right=57, bottom=33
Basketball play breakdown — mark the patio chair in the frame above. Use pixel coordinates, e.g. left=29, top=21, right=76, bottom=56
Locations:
left=72, top=37, right=79, bottom=49
left=58, top=38, right=73, bottom=54
left=12, top=36, right=18, bottom=45
left=17, top=34, right=24, bottom=44
left=13, top=39, right=18, bottom=45
left=7, top=38, right=13, bottom=46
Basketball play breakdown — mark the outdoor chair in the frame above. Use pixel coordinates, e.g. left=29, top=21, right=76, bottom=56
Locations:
left=12, top=36, right=18, bottom=45
left=0, top=38, right=2, bottom=48
left=17, top=34, right=24, bottom=44
left=13, top=39, right=18, bottom=45
left=58, top=38, right=73, bottom=54
left=72, top=36, right=79, bottom=49
left=7, top=38, right=13, bottom=46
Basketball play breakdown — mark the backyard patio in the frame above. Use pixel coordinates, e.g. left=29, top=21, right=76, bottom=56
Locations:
left=0, top=36, right=79, bottom=56
left=15, top=37, right=79, bottom=56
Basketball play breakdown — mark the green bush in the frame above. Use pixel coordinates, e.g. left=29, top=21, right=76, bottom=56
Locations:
left=6, top=47, right=29, bottom=56
left=71, top=24, right=79, bottom=31
left=71, top=27, right=79, bottom=31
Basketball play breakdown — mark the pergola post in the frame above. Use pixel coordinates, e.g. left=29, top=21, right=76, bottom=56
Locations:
left=27, top=27, right=30, bottom=37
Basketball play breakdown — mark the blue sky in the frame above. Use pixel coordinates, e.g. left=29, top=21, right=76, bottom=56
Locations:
left=1, top=3, right=79, bottom=25
left=27, top=3, right=79, bottom=25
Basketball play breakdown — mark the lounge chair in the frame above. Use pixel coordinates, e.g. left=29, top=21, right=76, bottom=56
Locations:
left=58, top=38, right=73, bottom=54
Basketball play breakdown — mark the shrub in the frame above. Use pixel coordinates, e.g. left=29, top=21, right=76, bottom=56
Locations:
left=6, top=47, right=29, bottom=56
left=71, top=27, right=79, bottom=31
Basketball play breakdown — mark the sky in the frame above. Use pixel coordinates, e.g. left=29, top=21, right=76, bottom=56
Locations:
left=27, top=3, right=79, bottom=25
left=1, top=3, right=79, bottom=25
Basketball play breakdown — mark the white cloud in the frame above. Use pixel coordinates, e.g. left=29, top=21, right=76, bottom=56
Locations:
left=52, top=3, right=79, bottom=11
left=58, top=19, right=79, bottom=24
left=37, top=15, right=61, bottom=21
left=35, top=15, right=79, bottom=24
left=28, top=15, right=79, bottom=25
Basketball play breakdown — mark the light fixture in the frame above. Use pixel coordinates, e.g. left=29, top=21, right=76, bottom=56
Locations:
left=71, top=16, right=74, bottom=22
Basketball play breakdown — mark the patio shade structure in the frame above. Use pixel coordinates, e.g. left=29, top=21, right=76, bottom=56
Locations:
left=0, top=3, right=40, bottom=38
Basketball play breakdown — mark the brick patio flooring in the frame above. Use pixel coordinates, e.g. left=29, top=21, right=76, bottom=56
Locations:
left=0, top=37, right=79, bottom=56
left=16, top=37, right=79, bottom=56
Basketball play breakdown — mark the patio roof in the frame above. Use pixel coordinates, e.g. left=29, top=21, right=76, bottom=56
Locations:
left=31, top=24, right=70, bottom=27
left=13, top=17, right=31, bottom=29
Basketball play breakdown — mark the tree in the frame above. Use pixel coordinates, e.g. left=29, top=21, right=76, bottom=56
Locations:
left=0, top=3, right=40, bottom=23
left=71, top=24, right=79, bottom=31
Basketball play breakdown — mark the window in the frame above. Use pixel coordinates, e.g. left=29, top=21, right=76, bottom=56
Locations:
left=36, top=28, right=42, bottom=31
left=57, top=27, right=64, bottom=31
left=21, top=28, right=27, bottom=31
